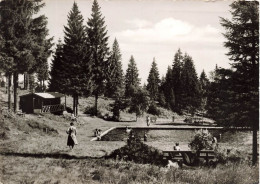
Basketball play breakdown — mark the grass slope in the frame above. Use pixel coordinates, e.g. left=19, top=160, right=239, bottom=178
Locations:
left=0, top=88, right=258, bottom=184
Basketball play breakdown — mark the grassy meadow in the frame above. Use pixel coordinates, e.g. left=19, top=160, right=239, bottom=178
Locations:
left=0, top=88, right=259, bottom=184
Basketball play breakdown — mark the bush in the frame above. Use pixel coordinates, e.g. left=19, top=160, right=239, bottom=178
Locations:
left=107, top=131, right=166, bottom=166
left=84, top=106, right=102, bottom=117
left=27, top=120, right=58, bottom=135
left=147, top=103, right=161, bottom=116
left=215, top=147, right=246, bottom=164
left=189, top=129, right=214, bottom=151
left=66, top=106, right=73, bottom=113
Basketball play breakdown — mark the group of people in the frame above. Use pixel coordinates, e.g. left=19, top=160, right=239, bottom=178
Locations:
left=94, top=129, right=102, bottom=141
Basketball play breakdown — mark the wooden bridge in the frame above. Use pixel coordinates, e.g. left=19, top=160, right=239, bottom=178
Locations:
left=163, top=150, right=215, bottom=165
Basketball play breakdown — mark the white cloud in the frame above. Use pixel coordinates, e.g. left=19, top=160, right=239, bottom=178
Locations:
left=126, top=19, right=152, bottom=28
left=115, top=18, right=223, bottom=44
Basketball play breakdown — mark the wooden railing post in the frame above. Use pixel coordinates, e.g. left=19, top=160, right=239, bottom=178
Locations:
left=206, top=152, right=209, bottom=165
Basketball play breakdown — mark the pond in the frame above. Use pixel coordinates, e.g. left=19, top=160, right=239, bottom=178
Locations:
left=101, top=127, right=225, bottom=142
left=100, top=127, right=252, bottom=151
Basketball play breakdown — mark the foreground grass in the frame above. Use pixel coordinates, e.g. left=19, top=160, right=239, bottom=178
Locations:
left=0, top=155, right=258, bottom=184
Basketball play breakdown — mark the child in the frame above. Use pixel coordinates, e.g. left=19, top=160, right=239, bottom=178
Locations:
left=146, top=116, right=151, bottom=127
left=173, top=142, right=181, bottom=151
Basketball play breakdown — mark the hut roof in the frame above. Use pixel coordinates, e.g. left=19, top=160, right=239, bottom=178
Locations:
left=20, top=92, right=64, bottom=99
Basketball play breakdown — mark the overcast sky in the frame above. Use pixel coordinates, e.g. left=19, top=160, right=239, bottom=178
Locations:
left=41, top=0, right=232, bottom=84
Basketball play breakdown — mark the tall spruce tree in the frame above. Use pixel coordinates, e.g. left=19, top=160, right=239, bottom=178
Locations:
left=171, top=49, right=183, bottom=112
left=0, top=0, right=52, bottom=112
left=179, top=54, right=201, bottom=114
left=199, top=70, right=210, bottom=111
left=105, top=38, right=124, bottom=98
left=158, top=75, right=166, bottom=107
left=48, top=39, right=64, bottom=92
left=62, top=2, right=92, bottom=116
left=86, top=0, right=110, bottom=115
left=199, top=70, right=209, bottom=94
left=125, top=55, right=140, bottom=98
left=129, top=87, right=150, bottom=121
left=219, top=1, right=259, bottom=165
left=160, top=66, right=175, bottom=109
left=147, top=58, right=160, bottom=101
left=36, top=39, right=53, bottom=91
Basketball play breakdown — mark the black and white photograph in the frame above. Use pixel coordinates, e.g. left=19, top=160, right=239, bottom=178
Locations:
left=0, top=0, right=259, bottom=183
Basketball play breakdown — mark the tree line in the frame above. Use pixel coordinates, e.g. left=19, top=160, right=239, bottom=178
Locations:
left=0, top=0, right=53, bottom=112
left=48, top=1, right=208, bottom=119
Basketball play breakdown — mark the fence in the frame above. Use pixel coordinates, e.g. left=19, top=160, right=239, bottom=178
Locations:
left=41, top=104, right=65, bottom=113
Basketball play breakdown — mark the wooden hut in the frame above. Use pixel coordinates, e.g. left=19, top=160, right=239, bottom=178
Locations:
left=19, top=92, right=64, bottom=114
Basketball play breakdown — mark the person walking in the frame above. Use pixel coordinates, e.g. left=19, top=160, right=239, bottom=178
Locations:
left=66, top=122, right=78, bottom=149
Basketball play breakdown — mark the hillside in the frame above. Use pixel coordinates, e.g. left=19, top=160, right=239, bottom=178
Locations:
left=0, top=88, right=258, bottom=184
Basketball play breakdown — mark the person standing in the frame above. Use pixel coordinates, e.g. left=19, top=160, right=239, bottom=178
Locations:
left=66, top=122, right=78, bottom=149
left=146, top=116, right=151, bottom=127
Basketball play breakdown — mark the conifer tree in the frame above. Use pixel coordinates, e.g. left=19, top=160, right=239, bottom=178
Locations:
left=36, top=39, right=53, bottom=91
left=199, top=70, right=209, bottom=111
left=125, top=55, right=140, bottom=98
left=219, top=1, right=259, bottom=165
left=48, top=39, right=64, bottom=92
left=0, top=34, right=14, bottom=110
left=147, top=58, right=160, bottom=101
left=158, top=76, right=166, bottom=107
left=129, top=87, right=150, bottom=121
left=171, top=49, right=183, bottom=112
left=160, top=66, right=174, bottom=109
left=199, top=70, right=209, bottom=98
left=180, top=54, right=201, bottom=114
left=62, top=2, right=92, bottom=116
left=105, top=38, right=124, bottom=98
left=86, top=0, right=110, bottom=115
left=0, top=0, right=53, bottom=112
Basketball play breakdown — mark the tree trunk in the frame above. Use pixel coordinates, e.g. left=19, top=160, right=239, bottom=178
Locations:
left=95, top=92, right=98, bottom=116
left=23, top=73, right=26, bottom=90
left=29, top=74, right=35, bottom=92
left=40, top=80, right=42, bottom=91
left=65, top=95, right=67, bottom=109
left=7, top=73, right=12, bottom=110
left=76, top=95, right=78, bottom=116
left=13, top=72, right=18, bottom=113
left=26, top=73, right=30, bottom=90
left=252, top=123, right=258, bottom=165
left=75, top=94, right=78, bottom=117
left=43, top=79, right=45, bottom=91
left=73, top=94, right=76, bottom=116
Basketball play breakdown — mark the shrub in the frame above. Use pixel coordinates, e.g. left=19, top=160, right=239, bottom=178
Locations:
left=107, top=131, right=166, bottom=166
left=0, top=131, right=8, bottom=140
left=65, top=106, right=73, bottom=113
left=189, top=129, right=214, bottom=151
left=215, top=147, right=246, bottom=164
left=84, top=106, right=102, bottom=117
left=27, top=120, right=59, bottom=135
left=147, top=103, right=161, bottom=116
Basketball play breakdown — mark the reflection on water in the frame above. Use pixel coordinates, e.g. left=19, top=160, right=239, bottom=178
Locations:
left=102, top=128, right=225, bottom=142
